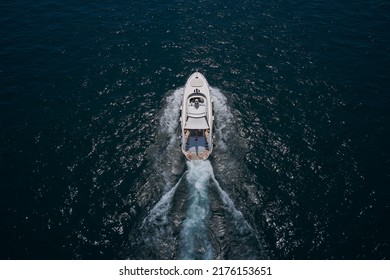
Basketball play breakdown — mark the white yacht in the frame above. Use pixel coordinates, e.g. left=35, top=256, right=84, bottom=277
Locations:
left=180, top=72, right=214, bottom=160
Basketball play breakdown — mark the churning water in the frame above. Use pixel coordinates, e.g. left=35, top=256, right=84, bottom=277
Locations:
left=179, top=160, right=213, bottom=260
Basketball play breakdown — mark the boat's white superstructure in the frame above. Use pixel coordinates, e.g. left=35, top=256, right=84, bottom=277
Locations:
left=180, top=72, right=214, bottom=160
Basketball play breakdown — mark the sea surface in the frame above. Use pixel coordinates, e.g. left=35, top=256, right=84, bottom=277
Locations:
left=1, top=0, right=389, bottom=259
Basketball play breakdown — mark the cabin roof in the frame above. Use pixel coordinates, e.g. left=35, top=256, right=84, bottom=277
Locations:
left=184, top=117, right=209, bottom=129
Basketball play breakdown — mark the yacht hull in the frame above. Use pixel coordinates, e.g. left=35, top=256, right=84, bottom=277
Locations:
left=180, top=72, right=214, bottom=160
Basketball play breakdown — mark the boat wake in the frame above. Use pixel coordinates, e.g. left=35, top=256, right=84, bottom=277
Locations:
left=179, top=160, right=213, bottom=259
left=125, top=86, right=266, bottom=259
left=124, top=88, right=185, bottom=259
left=138, top=174, right=184, bottom=259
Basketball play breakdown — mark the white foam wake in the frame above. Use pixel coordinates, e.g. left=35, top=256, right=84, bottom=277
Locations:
left=210, top=87, right=235, bottom=150
left=141, top=174, right=184, bottom=230
left=138, top=173, right=185, bottom=259
left=152, top=87, right=185, bottom=191
left=179, top=160, right=214, bottom=260
left=159, top=87, right=183, bottom=149
left=135, top=88, right=185, bottom=258
left=211, top=175, right=254, bottom=235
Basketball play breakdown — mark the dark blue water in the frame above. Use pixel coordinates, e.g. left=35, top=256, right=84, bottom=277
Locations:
left=1, top=0, right=389, bottom=259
